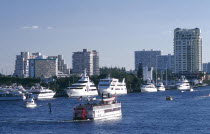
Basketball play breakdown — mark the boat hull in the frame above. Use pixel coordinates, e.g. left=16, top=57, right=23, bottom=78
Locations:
left=74, top=102, right=122, bottom=120
left=66, top=89, right=98, bottom=97
left=157, top=87, right=165, bottom=91
left=141, top=88, right=157, bottom=92
left=93, top=111, right=122, bottom=120
left=98, top=88, right=127, bottom=95
left=26, top=103, right=37, bottom=108
left=30, top=92, right=55, bottom=99
left=177, top=86, right=191, bottom=91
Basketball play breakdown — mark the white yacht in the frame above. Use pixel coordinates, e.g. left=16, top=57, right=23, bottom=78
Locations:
left=66, top=72, right=98, bottom=97
left=73, top=95, right=122, bottom=120
left=0, top=89, right=25, bottom=101
left=98, top=78, right=127, bottom=95
left=25, top=98, right=37, bottom=108
left=141, top=82, right=157, bottom=92
left=1, top=85, right=26, bottom=92
left=28, top=85, right=55, bottom=99
left=176, top=76, right=191, bottom=91
left=156, top=82, right=165, bottom=91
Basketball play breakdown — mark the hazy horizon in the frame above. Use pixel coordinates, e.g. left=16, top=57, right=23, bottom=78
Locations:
left=1, top=0, right=210, bottom=74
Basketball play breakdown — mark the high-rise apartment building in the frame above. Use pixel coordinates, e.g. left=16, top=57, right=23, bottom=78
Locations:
left=72, top=49, right=100, bottom=76
left=174, top=28, right=202, bottom=74
left=157, top=54, right=174, bottom=72
left=135, top=49, right=161, bottom=70
left=14, top=52, right=30, bottom=78
left=29, top=58, right=58, bottom=78
left=48, top=55, right=70, bottom=75
left=203, top=63, right=210, bottom=74
left=14, top=52, right=70, bottom=78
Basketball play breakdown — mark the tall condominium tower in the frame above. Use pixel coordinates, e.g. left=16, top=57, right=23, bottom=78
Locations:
left=174, top=28, right=202, bottom=74
left=48, top=55, right=70, bottom=75
left=72, top=49, right=100, bottom=76
left=135, top=49, right=161, bottom=70
left=14, top=52, right=30, bottom=78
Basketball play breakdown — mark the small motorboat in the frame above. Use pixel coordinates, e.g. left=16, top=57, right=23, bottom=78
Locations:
left=166, top=96, right=173, bottom=101
left=25, top=98, right=37, bottom=108
left=189, top=88, right=194, bottom=92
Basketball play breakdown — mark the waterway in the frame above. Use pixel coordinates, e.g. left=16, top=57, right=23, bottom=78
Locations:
left=1, top=86, right=210, bottom=134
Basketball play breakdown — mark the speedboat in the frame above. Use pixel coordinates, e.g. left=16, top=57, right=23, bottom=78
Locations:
left=66, top=71, right=98, bottom=97
left=156, top=82, right=165, bottom=91
left=141, top=82, right=157, bottom=92
left=25, top=98, right=37, bottom=108
left=176, top=76, right=191, bottom=91
left=98, top=78, right=127, bottom=95
left=73, top=94, right=122, bottom=120
left=28, top=85, right=55, bottom=99
left=166, top=96, right=173, bottom=101
left=189, top=88, right=194, bottom=92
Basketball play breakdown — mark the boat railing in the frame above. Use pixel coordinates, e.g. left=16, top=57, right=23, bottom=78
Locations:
left=93, top=103, right=121, bottom=110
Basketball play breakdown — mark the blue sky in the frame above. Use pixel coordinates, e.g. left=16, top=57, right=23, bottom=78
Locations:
left=0, top=0, right=210, bottom=74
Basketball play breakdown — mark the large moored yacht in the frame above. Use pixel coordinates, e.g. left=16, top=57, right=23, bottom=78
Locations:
left=98, top=78, right=127, bottom=95
left=27, top=84, right=55, bottom=99
left=0, top=87, right=26, bottom=101
left=176, top=76, right=191, bottom=91
left=156, top=82, right=165, bottom=91
left=141, top=80, right=157, bottom=92
left=66, top=71, right=98, bottom=97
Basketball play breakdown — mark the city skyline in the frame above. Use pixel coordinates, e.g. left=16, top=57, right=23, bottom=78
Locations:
left=1, top=0, right=210, bottom=74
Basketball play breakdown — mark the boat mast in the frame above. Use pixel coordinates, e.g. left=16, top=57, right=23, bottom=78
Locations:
left=156, top=56, right=157, bottom=86
left=166, top=64, right=168, bottom=86
left=84, top=69, right=89, bottom=92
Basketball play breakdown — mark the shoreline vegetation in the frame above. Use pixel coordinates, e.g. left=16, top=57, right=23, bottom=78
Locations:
left=0, top=67, right=208, bottom=97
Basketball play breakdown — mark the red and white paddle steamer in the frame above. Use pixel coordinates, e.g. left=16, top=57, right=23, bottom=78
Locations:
left=73, top=94, right=122, bottom=120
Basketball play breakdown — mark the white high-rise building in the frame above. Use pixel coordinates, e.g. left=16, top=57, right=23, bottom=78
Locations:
left=57, top=55, right=70, bottom=74
left=14, top=52, right=30, bottom=78
left=174, top=28, right=202, bottom=74
left=72, top=49, right=100, bottom=76
left=48, top=55, right=70, bottom=75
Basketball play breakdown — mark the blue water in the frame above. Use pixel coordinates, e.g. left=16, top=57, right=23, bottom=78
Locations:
left=1, top=87, right=210, bottom=134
